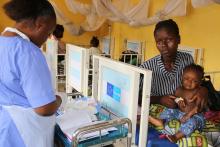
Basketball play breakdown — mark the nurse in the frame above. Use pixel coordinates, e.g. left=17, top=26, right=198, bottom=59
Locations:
left=0, top=0, right=61, bottom=147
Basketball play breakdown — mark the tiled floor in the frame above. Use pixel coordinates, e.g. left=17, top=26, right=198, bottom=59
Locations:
left=113, top=139, right=128, bottom=147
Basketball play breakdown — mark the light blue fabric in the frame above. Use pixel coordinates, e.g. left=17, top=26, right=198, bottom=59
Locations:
left=0, top=106, right=25, bottom=147
left=4, top=105, right=55, bottom=147
left=0, top=36, right=56, bottom=146
left=0, top=36, right=55, bottom=107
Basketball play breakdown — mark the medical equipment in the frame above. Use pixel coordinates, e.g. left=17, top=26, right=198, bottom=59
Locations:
left=56, top=45, right=152, bottom=147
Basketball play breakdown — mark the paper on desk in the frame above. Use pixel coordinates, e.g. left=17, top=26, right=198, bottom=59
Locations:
left=56, top=109, right=117, bottom=141
left=56, top=109, right=92, bottom=132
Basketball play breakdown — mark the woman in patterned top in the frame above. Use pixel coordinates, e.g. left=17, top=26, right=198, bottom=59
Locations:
left=139, top=19, right=206, bottom=109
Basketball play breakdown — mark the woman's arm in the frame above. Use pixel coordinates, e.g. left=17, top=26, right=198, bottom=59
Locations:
left=151, top=95, right=177, bottom=108
left=34, top=95, right=62, bottom=116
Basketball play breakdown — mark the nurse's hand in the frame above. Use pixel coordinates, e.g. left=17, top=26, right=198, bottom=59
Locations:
left=56, top=95, right=62, bottom=107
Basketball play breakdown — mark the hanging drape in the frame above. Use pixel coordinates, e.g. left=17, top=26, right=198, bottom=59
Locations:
left=50, top=0, right=220, bottom=35
left=192, top=0, right=220, bottom=8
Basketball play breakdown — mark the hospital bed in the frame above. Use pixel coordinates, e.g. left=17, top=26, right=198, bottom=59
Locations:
left=55, top=49, right=152, bottom=147
left=56, top=44, right=220, bottom=147
left=118, top=50, right=143, bottom=66
left=117, top=40, right=145, bottom=66
left=55, top=102, right=132, bottom=147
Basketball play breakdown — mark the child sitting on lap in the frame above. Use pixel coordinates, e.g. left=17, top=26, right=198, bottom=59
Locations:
left=149, top=64, right=208, bottom=143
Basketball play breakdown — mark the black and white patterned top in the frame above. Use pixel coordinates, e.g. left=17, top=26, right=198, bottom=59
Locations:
left=140, top=51, right=194, bottom=96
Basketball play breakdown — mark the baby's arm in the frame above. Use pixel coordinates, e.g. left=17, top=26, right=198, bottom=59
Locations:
left=180, top=87, right=208, bottom=123
left=188, top=87, right=208, bottom=112
left=173, top=88, right=186, bottom=110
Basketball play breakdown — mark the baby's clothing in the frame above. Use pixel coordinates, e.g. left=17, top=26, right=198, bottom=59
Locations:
left=160, top=108, right=205, bottom=136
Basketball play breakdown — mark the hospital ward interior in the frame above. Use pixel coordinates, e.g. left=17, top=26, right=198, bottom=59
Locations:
left=0, top=0, right=220, bottom=147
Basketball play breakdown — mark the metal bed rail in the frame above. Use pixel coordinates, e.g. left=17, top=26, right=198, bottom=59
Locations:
left=72, top=118, right=132, bottom=147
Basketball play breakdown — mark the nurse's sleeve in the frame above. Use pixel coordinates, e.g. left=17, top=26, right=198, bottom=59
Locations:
left=18, top=46, right=55, bottom=108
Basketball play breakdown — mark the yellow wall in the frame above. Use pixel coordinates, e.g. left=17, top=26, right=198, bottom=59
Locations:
left=110, top=1, right=220, bottom=89
left=112, top=2, right=220, bottom=73
left=0, top=0, right=14, bottom=31
left=1, top=0, right=220, bottom=88
left=0, top=0, right=108, bottom=46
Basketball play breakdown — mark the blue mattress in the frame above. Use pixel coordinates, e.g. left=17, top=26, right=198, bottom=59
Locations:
left=135, top=127, right=178, bottom=147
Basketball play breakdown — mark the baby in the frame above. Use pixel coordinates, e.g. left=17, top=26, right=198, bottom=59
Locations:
left=149, top=64, right=208, bottom=143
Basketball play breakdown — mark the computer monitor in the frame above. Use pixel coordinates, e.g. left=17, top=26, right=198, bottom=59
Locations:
left=92, top=55, right=152, bottom=147
left=100, top=66, right=131, bottom=117
left=66, top=44, right=90, bottom=95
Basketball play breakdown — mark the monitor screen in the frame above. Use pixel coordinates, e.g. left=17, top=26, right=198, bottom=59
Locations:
left=67, top=45, right=83, bottom=92
left=100, top=66, right=131, bottom=117
left=93, top=55, right=152, bottom=146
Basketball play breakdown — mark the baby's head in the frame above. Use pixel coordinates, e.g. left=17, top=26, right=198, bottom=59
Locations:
left=182, top=64, right=204, bottom=90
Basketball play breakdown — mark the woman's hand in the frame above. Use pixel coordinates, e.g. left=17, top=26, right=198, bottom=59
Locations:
left=150, top=95, right=177, bottom=108
left=159, top=95, right=177, bottom=108
left=172, top=96, right=186, bottom=109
